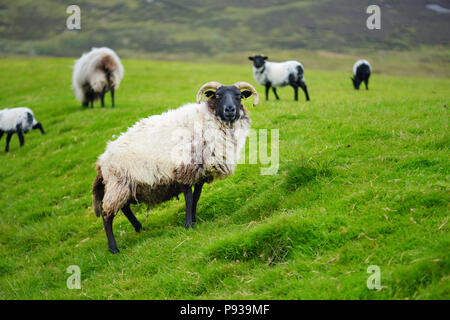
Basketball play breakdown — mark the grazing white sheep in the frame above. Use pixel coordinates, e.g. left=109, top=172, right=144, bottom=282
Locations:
left=0, top=107, right=45, bottom=152
left=352, top=59, right=371, bottom=90
left=92, top=81, right=259, bottom=253
left=72, top=47, right=124, bottom=108
left=249, top=54, right=310, bottom=101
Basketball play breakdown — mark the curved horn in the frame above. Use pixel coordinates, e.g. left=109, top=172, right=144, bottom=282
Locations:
left=233, top=82, right=259, bottom=106
left=196, top=81, right=223, bottom=104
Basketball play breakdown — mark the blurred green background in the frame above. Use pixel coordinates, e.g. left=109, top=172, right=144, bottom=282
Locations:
left=1, top=0, right=449, bottom=76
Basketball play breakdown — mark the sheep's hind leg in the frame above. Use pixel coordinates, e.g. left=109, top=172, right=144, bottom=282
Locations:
left=192, top=182, right=204, bottom=224
left=122, top=204, right=143, bottom=232
left=5, top=132, right=13, bottom=152
left=182, top=185, right=194, bottom=229
left=102, top=214, right=119, bottom=253
left=0, top=131, right=4, bottom=142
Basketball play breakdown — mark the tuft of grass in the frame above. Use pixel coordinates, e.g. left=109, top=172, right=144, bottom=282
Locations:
left=206, top=212, right=355, bottom=265
left=283, top=158, right=333, bottom=192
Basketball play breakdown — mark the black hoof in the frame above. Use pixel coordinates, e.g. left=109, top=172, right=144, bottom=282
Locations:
left=135, top=225, right=144, bottom=233
left=109, top=247, right=120, bottom=254
left=184, top=223, right=195, bottom=229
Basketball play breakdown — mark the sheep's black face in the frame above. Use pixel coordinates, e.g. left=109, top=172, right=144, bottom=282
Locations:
left=248, top=55, right=268, bottom=68
left=205, top=86, right=252, bottom=123
left=351, top=77, right=361, bottom=90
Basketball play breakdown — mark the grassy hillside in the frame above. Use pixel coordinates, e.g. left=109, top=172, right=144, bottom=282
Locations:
left=0, top=58, right=448, bottom=299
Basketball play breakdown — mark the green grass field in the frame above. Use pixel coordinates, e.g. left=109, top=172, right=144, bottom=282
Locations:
left=0, top=58, right=448, bottom=299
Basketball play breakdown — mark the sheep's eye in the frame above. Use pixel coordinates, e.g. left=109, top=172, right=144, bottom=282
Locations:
left=215, top=94, right=221, bottom=99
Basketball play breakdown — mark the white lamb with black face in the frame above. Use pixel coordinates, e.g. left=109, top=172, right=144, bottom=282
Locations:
left=0, top=107, right=45, bottom=152
left=92, top=81, right=259, bottom=253
left=249, top=54, right=310, bottom=102
left=72, top=47, right=124, bottom=108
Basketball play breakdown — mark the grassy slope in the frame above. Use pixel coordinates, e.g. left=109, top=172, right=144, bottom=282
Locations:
left=0, top=58, right=448, bottom=299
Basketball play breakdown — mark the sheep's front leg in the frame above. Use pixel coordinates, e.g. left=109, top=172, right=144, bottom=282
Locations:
left=272, top=87, right=280, bottom=100
left=265, top=83, right=271, bottom=101
left=5, top=132, right=13, bottom=152
left=102, top=214, right=119, bottom=253
left=288, top=75, right=299, bottom=101
left=100, top=88, right=106, bottom=108
left=122, top=204, right=143, bottom=232
left=182, top=185, right=194, bottom=229
left=17, top=126, right=25, bottom=147
left=192, top=182, right=204, bottom=224
left=111, top=88, right=115, bottom=108
left=292, top=85, right=299, bottom=101
left=301, top=83, right=310, bottom=101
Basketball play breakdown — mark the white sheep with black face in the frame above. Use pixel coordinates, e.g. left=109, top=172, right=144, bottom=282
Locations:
left=92, top=81, right=259, bottom=253
left=0, top=107, right=45, bottom=152
left=72, top=47, right=124, bottom=108
left=352, top=59, right=371, bottom=90
left=249, top=54, right=310, bottom=102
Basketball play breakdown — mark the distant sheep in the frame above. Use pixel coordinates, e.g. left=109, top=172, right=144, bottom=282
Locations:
left=249, top=55, right=310, bottom=101
left=72, top=47, right=124, bottom=108
left=352, top=59, right=371, bottom=90
left=0, top=107, right=45, bottom=152
left=92, top=81, right=259, bottom=253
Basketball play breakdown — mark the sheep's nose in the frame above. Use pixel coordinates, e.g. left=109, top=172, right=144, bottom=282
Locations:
left=224, top=105, right=236, bottom=114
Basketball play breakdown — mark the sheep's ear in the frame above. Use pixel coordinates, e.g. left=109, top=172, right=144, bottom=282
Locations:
left=204, top=90, right=215, bottom=98
left=263, top=56, right=268, bottom=60
left=248, top=56, right=254, bottom=61
left=241, top=90, right=252, bottom=98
